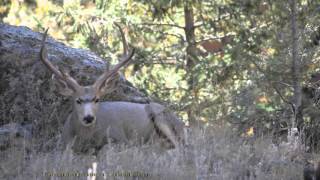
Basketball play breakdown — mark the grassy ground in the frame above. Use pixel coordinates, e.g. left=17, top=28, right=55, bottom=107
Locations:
left=0, top=126, right=311, bottom=180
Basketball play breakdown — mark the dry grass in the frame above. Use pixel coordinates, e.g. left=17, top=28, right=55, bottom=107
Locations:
left=0, top=126, right=309, bottom=180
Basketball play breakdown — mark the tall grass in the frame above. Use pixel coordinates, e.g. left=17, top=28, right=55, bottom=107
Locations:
left=0, top=126, right=309, bottom=180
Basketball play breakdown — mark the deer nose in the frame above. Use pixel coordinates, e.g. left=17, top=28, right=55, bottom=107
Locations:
left=83, top=115, right=95, bottom=124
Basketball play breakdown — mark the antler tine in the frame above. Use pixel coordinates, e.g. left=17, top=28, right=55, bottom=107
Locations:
left=114, top=22, right=128, bottom=56
left=40, top=29, right=63, bottom=80
left=94, top=23, right=135, bottom=90
left=105, top=48, right=135, bottom=78
left=40, top=29, right=80, bottom=91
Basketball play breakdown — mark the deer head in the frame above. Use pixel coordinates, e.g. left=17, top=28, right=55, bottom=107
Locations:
left=40, top=24, right=135, bottom=127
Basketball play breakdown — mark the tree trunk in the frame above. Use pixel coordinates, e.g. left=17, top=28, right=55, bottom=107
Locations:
left=290, top=0, right=302, bottom=131
left=184, top=3, right=200, bottom=127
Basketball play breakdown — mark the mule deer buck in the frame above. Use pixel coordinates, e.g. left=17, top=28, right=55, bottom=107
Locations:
left=39, top=25, right=185, bottom=153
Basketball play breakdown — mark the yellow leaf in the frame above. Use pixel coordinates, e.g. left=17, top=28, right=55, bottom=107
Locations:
left=258, top=95, right=269, bottom=104
left=246, top=127, right=254, bottom=137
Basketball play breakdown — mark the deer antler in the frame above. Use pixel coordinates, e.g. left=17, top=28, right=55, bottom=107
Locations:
left=40, top=29, right=81, bottom=91
left=94, top=23, right=135, bottom=90
left=114, top=22, right=128, bottom=57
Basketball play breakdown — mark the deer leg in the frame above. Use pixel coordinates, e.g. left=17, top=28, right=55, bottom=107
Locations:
left=153, top=117, right=179, bottom=148
left=105, top=127, right=129, bottom=144
left=60, top=116, right=75, bottom=150
left=145, top=103, right=182, bottom=148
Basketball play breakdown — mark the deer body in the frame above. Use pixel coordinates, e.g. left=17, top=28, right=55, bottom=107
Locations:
left=62, top=101, right=184, bottom=152
left=39, top=25, right=184, bottom=153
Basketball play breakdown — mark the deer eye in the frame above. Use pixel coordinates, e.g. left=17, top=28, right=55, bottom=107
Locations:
left=76, top=98, right=83, bottom=104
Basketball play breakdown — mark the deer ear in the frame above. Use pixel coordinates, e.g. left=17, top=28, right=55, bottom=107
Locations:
left=52, top=75, right=74, bottom=96
left=96, top=74, right=120, bottom=97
